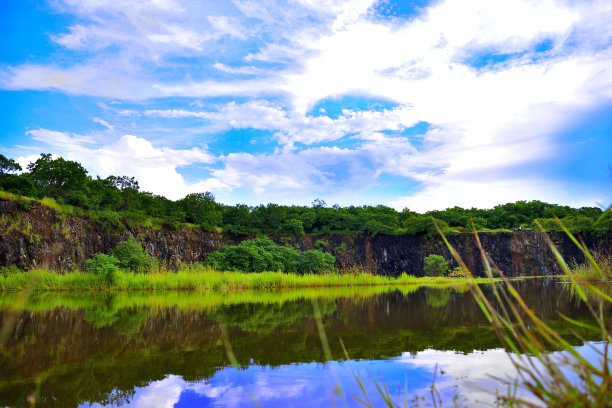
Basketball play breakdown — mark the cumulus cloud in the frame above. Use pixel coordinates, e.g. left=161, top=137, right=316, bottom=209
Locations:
left=209, top=132, right=431, bottom=204
left=27, top=129, right=222, bottom=200
left=3, top=0, right=612, bottom=208
left=143, top=101, right=420, bottom=146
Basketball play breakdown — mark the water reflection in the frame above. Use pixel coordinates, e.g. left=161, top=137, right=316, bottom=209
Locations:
left=0, top=280, right=604, bottom=407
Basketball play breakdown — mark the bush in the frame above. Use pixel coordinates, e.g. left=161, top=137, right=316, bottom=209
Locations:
left=112, top=236, right=154, bottom=273
left=204, top=237, right=335, bottom=274
left=86, top=253, right=119, bottom=285
left=448, top=266, right=467, bottom=278
left=0, top=264, right=22, bottom=277
left=423, top=254, right=449, bottom=277
left=299, top=250, right=336, bottom=274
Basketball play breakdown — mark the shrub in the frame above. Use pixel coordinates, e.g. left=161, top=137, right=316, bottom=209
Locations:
left=299, top=250, right=336, bottom=274
left=204, top=237, right=335, bottom=274
left=423, top=254, right=449, bottom=277
left=112, top=236, right=154, bottom=273
left=448, top=266, right=467, bottom=278
left=86, top=253, right=119, bottom=285
left=0, top=264, right=22, bottom=277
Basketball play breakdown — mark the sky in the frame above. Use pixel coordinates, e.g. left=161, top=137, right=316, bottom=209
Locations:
left=1, top=0, right=611, bottom=211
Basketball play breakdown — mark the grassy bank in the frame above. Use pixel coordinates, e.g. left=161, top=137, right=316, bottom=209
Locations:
left=566, top=254, right=612, bottom=282
left=0, top=265, right=501, bottom=292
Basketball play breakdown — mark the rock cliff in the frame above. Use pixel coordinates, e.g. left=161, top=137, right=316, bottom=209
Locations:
left=1, top=198, right=610, bottom=276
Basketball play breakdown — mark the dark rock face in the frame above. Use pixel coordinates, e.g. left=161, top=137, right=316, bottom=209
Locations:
left=1, top=198, right=610, bottom=276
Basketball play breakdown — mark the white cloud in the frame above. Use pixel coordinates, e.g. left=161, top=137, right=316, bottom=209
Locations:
left=144, top=101, right=420, bottom=146
left=213, top=62, right=265, bottom=75
left=208, top=15, right=248, bottom=40
left=3, top=0, right=612, bottom=207
left=27, top=129, right=96, bottom=148
left=93, top=117, right=115, bottom=130
left=28, top=130, right=222, bottom=200
left=209, top=133, right=425, bottom=203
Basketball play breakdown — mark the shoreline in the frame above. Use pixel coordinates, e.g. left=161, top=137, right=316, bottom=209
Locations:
left=0, top=268, right=530, bottom=293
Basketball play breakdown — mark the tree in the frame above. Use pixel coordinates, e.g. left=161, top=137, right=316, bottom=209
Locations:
left=312, top=198, right=326, bottom=208
left=423, top=254, right=449, bottom=277
left=204, top=237, right=335, bottom=274
left=86, top=253, right=120, bottom=285
left=112, top=236, right=154, bottom=273
left=26, top=153, right=90, bottom=200
left=0, top=154, right=22, bottom=174
left=281, top=218, right=305, bottom=236
left=180, top=192, right=221, bottom=230
left=222, top=204, right=253, bottom=235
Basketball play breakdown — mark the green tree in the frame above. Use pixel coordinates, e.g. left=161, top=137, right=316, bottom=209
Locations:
left=26, top=153, right=90, bottom=201
left=112, top=236, right=154, bottom=273
left=423, top=254, right=449, bottom=277
left=281, top=218, right=305, bottom=236
left=180, top=192, right=222, bottom=230
left=299, top=250, right=336, bottom=274
left=402, top=216, right=451, bottom=237
left=85, top=253, right=120, bottom=285
left=204, top=237, right=335, bottom=274
left=222, top=204, right=253, bottom=235
left=0, top=154, right=22, bottom=174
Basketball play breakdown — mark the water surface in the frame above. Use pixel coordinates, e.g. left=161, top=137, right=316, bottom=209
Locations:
left=0, top=280, right=603, bottom=407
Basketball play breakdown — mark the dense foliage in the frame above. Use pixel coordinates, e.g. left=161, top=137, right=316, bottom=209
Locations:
left=423, top=254, right=449, bottom=277
left=112, top=236, right=155, bottom=273
left=1, top=153, right=610, bottom=237
left=86, top=253, right=120, bottom=285
left=204, top=237, right=336, bottom=274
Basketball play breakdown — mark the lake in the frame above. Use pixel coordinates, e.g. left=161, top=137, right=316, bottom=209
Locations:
left=0, top=280, right=604, bottom=407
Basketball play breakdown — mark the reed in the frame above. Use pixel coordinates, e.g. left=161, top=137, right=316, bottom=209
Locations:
left=0, top=264, right=501, bottom=293
left=437, top=218, right=612, bottom=407
left=569, top=253, right=612, bottom=282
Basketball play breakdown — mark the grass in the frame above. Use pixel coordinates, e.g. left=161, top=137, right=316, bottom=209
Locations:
left=568, top=254, right=612, bottom=282
left=0, top=264, right=503, bottom=293
left=0, top=191, right=174, bottom=232
left=436, top=218, right=612, bottom=407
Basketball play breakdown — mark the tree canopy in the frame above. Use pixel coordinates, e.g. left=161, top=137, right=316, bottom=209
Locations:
left=0, top=152, right=609, bottom=237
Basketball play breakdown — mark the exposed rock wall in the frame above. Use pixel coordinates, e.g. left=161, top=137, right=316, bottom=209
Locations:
left=1, top=198, right=610, bottom=276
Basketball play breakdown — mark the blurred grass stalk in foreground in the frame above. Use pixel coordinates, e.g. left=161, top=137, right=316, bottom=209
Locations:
left=437, top=217, right=612, bottom=407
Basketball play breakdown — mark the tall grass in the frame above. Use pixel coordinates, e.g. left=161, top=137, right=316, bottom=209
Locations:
left=437, top=218, right=612, bottom=407
left=570, top=253, right=612, bottom=282
left=0, top=265, right=500, bottom=293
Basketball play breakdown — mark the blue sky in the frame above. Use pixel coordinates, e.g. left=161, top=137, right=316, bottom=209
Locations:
left=1, top=0, right=611, bottom=211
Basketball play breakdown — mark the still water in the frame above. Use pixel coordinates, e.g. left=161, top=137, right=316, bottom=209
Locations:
left=0, top=280, right=603, bottom=407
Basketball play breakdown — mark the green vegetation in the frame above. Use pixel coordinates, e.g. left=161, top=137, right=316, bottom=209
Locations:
left=423, top=254, right=449, bottom=277
left=112, top=236, right=155, bottom=273
left=439, top=222, right=612, bottom=406
left=0, top=265, right=506, bottom=293
left=1, top=236, right=500, bottom=292
left=85, top=253, right=119, bottom=285
left=568, top=254, right=612, bottom=282
left=204, top=237, right=335, bottom=274
left=1, top=152, right=610, bottom=237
